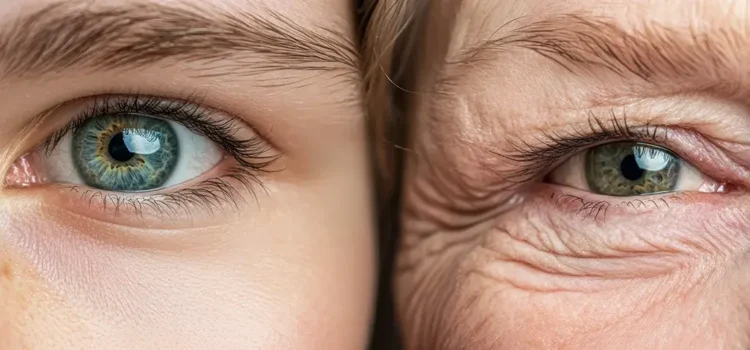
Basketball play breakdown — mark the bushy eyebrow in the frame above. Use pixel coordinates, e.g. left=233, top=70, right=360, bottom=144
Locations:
left=452, top=14, right=746, bottom=92
left=0, top=1, right=359, bottom=81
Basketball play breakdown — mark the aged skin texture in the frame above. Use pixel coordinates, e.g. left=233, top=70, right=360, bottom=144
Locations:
left=0, top=0, right=374, bottom=348
left=397, top=0, right=750, bottom=349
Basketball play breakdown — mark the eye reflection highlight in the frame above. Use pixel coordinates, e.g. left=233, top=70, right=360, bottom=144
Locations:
left=121, top=129, right=163, bottom=155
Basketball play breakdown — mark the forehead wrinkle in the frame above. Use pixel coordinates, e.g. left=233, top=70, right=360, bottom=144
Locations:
left=0, top=1, right=360, bottom=83
left=439, top=10, right=750, bottom=98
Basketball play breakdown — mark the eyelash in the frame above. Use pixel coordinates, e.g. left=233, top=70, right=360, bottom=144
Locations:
left=501, top=111, right=668, bottom=183
left=501, top=111, right=689, bottom=219
left=39, top=95, right=279, bottom=217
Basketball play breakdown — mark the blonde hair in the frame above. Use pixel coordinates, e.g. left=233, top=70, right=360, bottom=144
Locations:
left=361, top=0, right=424, bottom=205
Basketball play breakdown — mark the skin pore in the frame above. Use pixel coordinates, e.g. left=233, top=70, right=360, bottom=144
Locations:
left=0, top=0, right=374, bottom=349
left=396, top=0, right=750, bottom=348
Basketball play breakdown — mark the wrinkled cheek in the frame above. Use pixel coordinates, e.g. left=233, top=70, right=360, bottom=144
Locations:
left=398, top=255, right=750, bottom=349
left=397, top=229, right=750, bottom=350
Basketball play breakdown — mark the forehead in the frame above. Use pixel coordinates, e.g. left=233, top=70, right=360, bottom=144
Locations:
left=451, top=0, right=749, bottom=21
left=439, top=0, right=750, bottom=57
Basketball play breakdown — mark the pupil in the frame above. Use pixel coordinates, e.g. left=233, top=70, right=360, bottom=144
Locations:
left=620, top=154, right=645, bottom=181
left=108, top=132, right=135, bottom=162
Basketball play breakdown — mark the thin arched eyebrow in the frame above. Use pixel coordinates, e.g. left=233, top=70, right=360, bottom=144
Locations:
left=448, top=14, right=747, bottom=95
left=0, top=1, right=360, bottom=82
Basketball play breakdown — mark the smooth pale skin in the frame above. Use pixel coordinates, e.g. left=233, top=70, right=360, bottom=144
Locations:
left=398, top=0, right=750, bottom=349
left=0, top=0, right=374, bottom=349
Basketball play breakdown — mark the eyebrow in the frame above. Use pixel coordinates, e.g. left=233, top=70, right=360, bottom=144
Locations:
left=452, top=14, right=746, bottom=93
left=0, top=1, right=359, bottom=81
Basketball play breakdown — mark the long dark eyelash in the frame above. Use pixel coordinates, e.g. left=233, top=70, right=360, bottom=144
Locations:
left=496, top=110, right=668, bottom=182
left=43, top=95, right=279, bottom=170
left=41, top=95, right=279, bottom=216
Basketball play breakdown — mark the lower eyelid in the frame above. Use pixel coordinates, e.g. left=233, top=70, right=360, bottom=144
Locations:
left=514, top=186, right=750, bottom=261
left=30, top=162, right=260, bottom=228
left=533, top=183, right=687, bottom=219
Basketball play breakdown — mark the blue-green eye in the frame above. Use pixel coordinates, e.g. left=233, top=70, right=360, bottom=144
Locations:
left=72, top=114, right=180, bottom=192
left=45, top=112, right=224, bottom=193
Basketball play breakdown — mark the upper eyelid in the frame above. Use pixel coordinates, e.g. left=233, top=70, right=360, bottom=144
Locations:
left=499, top=114, right=669, bottom=181
left=37, top=95, right=281, bottom=170
left=42, top=95, right=217, bottom=152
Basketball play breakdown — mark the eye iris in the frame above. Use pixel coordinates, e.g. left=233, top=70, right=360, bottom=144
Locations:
left=586, top=142, right=680, bottom=196
left=72, top=114, right=179, bottom=192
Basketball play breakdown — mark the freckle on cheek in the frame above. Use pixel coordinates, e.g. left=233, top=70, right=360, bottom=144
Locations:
left=2, top=261, right=13, bottom=281
left=0, top=259, right=28, bottom=310
left=0, top=258, right=27, bottom=347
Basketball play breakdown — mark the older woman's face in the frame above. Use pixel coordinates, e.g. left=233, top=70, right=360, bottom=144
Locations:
left=0, top=0, right=374, bottom=348
left=398, top=0, right=750, bottom=348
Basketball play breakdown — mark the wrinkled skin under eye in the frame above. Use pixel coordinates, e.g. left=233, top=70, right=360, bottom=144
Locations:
left=586, top=142, right=680, bottom=196
left=73, top=114, right=179, bottom=192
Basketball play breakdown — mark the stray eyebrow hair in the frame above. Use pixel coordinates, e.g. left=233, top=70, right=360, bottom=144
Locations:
left=0, top=1, right=359, bottom=81
left=455, top=14, right=746, bottom=92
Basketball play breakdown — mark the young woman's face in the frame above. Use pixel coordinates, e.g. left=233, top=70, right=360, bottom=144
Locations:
left=397, top=0, right=750, bottom=348
left=0, top=0, right=374, bottom=348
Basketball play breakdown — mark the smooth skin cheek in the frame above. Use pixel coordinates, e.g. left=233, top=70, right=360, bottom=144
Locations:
left=396, top=0, right=750, bottom=348
left=0, top=0, right=374, bottom=348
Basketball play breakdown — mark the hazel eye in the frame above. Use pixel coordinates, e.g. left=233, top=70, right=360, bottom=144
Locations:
left=547, top=142, right=722, bottom=196
left=45, top=113, right=223, bottom=192
left=586, top=143, right=680, bottom=196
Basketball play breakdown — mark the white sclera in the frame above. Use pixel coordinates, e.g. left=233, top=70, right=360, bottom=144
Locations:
left=45, top=119, right=223, bottom=191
